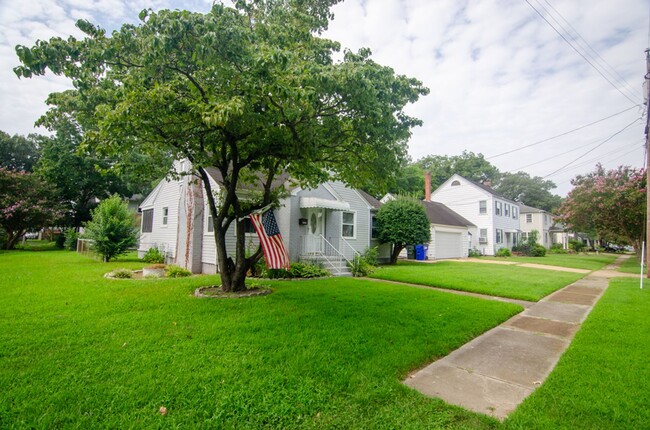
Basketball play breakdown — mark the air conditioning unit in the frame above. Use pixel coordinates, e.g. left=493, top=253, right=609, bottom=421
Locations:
left=478, top=237, right=488, bottom=244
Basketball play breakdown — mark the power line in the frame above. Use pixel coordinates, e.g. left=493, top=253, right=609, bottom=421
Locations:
left=486, top=105, right=639, bottom=160
left=539, top=0, right=641, bottom=103
left=524, top=0, right=641, bottom=106
left=542, top=117, right=642, bottom=178
left=507, top=127, right=642, bottom=173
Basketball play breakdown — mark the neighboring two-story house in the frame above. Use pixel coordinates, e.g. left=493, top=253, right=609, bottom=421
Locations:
left=430, top=174, right=520, bottom=256
left=518, top=203, right=553, bottom=248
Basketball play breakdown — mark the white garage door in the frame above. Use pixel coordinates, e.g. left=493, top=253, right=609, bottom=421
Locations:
left=434, top=231, right=463, bottom=259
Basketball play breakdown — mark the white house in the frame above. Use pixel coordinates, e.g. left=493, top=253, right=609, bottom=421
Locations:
left=421, top=200, right=474, bottom=259
left=138, top=160, right=387, bottom=275
left=518, top=203, right=553, bottom=248
left=429, top=174, right=520, bottom=256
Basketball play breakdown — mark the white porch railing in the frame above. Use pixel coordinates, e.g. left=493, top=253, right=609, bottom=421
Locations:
left=300, top=235, right=353, bottom=275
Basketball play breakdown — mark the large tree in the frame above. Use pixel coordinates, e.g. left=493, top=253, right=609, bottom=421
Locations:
left=558, top=164, right=645, bottom=255
left=0, top=168, right=61, bottom=249
left=495, top=171, right=563, bottom=212
left=0, top=131, right=40, bottom=172
left=414, top=151, right=500, bottom=190
left=15, top=2, right=428, bottom=291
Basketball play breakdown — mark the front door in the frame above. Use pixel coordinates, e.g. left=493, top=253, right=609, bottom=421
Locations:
left=305, top=208, right=325, bottom=253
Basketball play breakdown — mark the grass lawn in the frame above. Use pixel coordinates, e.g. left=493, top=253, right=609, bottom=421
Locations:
left=370, top=261, right=584, bottom=301
left=0, top=249, right=522, bottom=429
left=477, top=253, right=617, bottom=271
left=505, top=277, right=650, bottom=429
left=617, top=255, right=646, bottom=274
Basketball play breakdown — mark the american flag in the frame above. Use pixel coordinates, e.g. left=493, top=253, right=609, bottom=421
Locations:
left=250, top=209, right=290, bottom=270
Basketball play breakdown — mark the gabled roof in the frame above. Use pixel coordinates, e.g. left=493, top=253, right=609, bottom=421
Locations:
left=204, top=167, right=294, bottom=191
left=463, top=177, right=517, bottom=204
left=422, top=200, right=475, bottom=227
left=357, top=189, right=382, bottom=209
left=518, top=203, right=548, bottom=214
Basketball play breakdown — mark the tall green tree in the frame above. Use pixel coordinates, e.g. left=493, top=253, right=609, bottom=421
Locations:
left=83, top=195, right=139, bottom=262
left=376, top=197, right=430, bottom=264
left=0, top=168, right=61, bottom=249
left=414, top=151, right=500, bottom=190
left=558, top=164, right=645, bottom=255
left=15, top=2, right=428, bottom=291
left=0, top=131, right=41, bottom=172
left=495, top=171, right=563, bottom=212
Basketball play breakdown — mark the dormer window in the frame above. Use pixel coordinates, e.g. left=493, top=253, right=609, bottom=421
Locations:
left=451, top=180, right=461, bottom=186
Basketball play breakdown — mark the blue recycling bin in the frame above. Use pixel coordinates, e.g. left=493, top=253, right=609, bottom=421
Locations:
left=415, top=244, right=427, bottom=260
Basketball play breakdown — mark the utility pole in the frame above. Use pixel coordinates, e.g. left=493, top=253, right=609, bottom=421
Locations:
left=645, top=49, right=650, bottom=278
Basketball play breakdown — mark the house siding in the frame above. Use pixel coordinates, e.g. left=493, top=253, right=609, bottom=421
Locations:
left=431, top=174, right=519, bottom=256
left=519, top=210, right=553, bottom=248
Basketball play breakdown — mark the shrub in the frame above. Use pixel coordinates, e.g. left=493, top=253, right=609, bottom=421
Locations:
left=54, top=233, right=66, bottom=249
left=495, top=247, right=511, bottom=257
left=468, top=248, right=482, bottom=257
left=548, top=243, right=568, bottom=254
left=363, top=246, right=379, bottom=266
left=111, top=269, right=133, bottom=279
left=83, top=195, right=139, bottom=262
left=349, top=254, right=375, bottom=277
left=166, top=265, right=192, bottom=278
left=530, top=244, right=546, bottom=257
left=290, top=262, right=330, bottom=278
left=569, top=240, right=586, bottom=253
left=142, top=247, right=165, bottom=264
left=63, top=230, right=79, bottom=251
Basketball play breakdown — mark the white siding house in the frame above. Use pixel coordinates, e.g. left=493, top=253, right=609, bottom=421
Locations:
left=518, top=203, right=554, bottom=248
left=139, top=161, right=381, bottom=275
left=430, top=174, right=520, bottom=256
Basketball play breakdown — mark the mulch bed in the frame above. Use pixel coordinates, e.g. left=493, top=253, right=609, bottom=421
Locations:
left=194, top=286, right=273, bottom=298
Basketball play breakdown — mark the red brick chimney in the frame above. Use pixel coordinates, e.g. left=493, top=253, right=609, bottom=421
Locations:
left=424, top=171, right=431, bottom=201
left=483, top=180, right=492, bottom=188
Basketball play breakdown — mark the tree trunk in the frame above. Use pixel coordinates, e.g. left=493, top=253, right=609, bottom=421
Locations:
left=390, top=244, right=403, bottom=265
left=4, top=230, right=24, bottom=250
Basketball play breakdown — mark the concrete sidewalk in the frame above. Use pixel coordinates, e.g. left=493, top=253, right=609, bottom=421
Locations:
left=404, top=255, right=632, bottom=420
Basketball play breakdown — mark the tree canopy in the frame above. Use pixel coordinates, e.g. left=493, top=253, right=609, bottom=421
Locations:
left=0, top=131, right=40, bottom=172
left=558, top=164, right=645, bottom=254
left=415, top=151, right=500, bottom=190
left=376, top=197, right=430, bottom=264
left=0, top=168, right=61, bottom=249
left=495, top=171, right=563, bottom=212
left=15, top=1, right=428, bottom=290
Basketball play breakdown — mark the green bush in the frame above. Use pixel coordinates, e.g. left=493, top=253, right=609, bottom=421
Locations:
left=63, top=230, right=79, bottom=251
left=54, top=233, right=66, bottom=249
left=548, top=243, right=568, bottom=254
left=496, top=247, right=511, bottom=257
left=569, top=240, right=586, bottom=253
left=363, top=246, right=379, bottom=266
left=290, top=262, right=330, bottom=278
left=165, top=265, right=192, bottom=278
left=349, top=254, right=375, bottom=277
left=111, top=269, right=133, bottom=279
left=142, top=247, right=165, bottom=264
left=530, top=244, right=547, bottom=257
left=83, top=195, right=139, bottom=262
left=468, top=248, right=482, bottom=257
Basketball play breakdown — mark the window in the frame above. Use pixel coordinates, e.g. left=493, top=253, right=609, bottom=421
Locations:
left=451, top=180, right=461, bottom=186
left=495, top=201, right=502, bottom=216
left=479, top=200, right=487, bottom=214
left=496, top=229, right=503, bottom=244
left=371, top=214, right=379, bottom=239
left=162, top=207, right=169, bottom=226
left=521, top=232, right=527, bottom=241
left=479, top=228, right=488, bottom=244
left=206, top=213, right=214, bottom=233
left=342, top=211, right=355, bottom=238
left=512, top=207, right=518, bottom=219
left=238, top=217, right=256, bottom=234
left=142, top=209, right=153, bottom=233
left=526, top=213, right=533, bottom=223
left=504, top=203, right=510, bottom=217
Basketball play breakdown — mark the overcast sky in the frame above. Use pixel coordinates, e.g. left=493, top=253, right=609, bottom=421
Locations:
left=1, top=0, right=647, bottom=195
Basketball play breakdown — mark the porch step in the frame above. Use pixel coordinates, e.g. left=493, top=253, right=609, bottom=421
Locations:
left=300, top=254, right=351, bottom=276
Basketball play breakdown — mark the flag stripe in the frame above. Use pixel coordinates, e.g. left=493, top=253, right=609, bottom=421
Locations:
left=250, top=210, right=290, bottom=269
